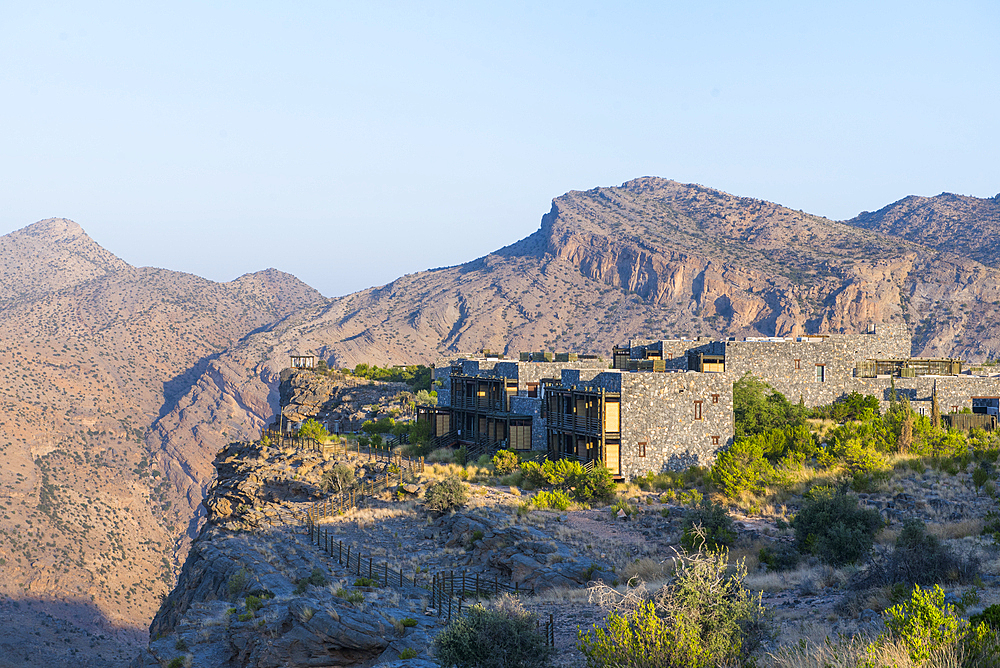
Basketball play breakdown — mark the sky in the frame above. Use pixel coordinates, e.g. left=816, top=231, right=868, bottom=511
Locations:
left=2, top=1, right=998, bottom=297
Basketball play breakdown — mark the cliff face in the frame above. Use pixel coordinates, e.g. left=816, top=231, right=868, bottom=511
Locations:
left=147, top=183, right=1000, bottom=540
left=132, top=441, right=440, bottom=668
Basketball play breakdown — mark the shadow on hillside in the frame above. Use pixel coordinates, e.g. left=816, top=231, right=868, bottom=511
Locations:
left=156, top=351, right=224, bottom=422
left=0, top=594, right=145, bottom=668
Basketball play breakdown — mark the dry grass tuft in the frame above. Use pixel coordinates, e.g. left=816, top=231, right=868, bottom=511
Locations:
left=620, top=557, right=670, bottom=583
left=928, top=519, right=984, bottom=540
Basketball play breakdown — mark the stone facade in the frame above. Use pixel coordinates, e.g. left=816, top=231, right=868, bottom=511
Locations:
left=554, top=369, right=735, bottom=478
left=432, top=324, right=1000, bottom=480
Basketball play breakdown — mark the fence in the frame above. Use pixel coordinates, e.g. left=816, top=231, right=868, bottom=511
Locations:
left=254, top=428, right=554, bottom=644
left=303, top=518, right=553, bottom=645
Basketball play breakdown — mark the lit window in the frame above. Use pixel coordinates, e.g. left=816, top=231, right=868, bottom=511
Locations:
left=694, top=401, right=703, bottom=420
left=794, top=359, right=801, bottom=370
left=711, top=435, right=720, bottom=446
left=711, top=394, right=720, bottom=404
left=638, top=441, right=646, bottom=457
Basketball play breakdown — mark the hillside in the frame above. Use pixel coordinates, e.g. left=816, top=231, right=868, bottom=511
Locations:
left=845, top=191, right=1000, bottom=268
left=0, top=219, right=323, bottom=666
left=151, top=179, right=1000, bottom=483
left=6, top=179, right=1000, bottom=665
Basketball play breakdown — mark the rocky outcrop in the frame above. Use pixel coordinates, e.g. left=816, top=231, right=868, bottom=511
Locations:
left=133, top=441, right=442, bottom=668
left=278, top=369, right=413, bottom=428
left=427, top=514, right=615, bottom=592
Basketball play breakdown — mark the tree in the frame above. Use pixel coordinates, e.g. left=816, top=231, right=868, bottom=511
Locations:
left=931, top=381, right=941, bottom=429
left=897, top=401, right=914, bottom=453
left=297, top=418, right=329, bottom=442
left=732, top=374, right=804, bottom=439
left=321, top=464, right=355, bottom=494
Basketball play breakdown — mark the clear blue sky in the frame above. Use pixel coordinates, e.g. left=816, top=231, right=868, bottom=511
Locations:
left=2, top=1, right=998, bottom=297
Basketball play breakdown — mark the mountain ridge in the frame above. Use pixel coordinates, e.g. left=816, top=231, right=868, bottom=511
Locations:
left=3, top=178, right=1000, bottom=666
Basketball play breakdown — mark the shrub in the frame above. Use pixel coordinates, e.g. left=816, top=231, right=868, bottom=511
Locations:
left=567, top=465, right=616, bottom=504
left=424, top=476, right=468, bottom=512
left=531, top=489, right=571, bottom=511
left=401, top=616, right=418, bottom=627
left=969, top=604, right=1000, bottom=634
left=492, top=450, right=519, bottom=475
left=792, top=486, right=882, bottom=566
left=320, top=464, right=355, bottom=493
left=227, top=567, right=250, bottom=598
left=294, top=567, right=328, bottom=594
left=519, top=460, right=615, bottom=503
left=399, top=648, right=418, bottom=660
left=883, top=584, right=963, bottom=664
left=432, top=595, right=555, bottom=668
left=297, top=418, right=329, bottom=442
left=680, top=498, right=736, bottom=552
left=886, top=519, right=976, bottom=585
left=353, top=577, right=379, bottom=587
left=711, top=436, right=774, bottom=498
left=578, top=546, right=770, bottom=667
left=758, top=542, right=801, bottom=572
left=611, top=498, right=637, bottom=519
left=334, top=588, right=364, bottom=603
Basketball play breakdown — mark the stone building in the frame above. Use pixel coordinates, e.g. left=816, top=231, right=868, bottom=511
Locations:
left=422, top=325, right=1000, bottom=480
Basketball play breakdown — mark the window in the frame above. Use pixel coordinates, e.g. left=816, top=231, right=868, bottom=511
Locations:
left=951, top=405, right=959, bottom=413
left=815, top=364, right=825, bottom=382
left=711, top=393, right=720, bottom=404
left=638, top=441, right=646, bottom=457
left=694, top=401, right=703, bottom=420
left=526, top=382, right=538, bottom=398
left=711, top=435, right=720, bottom=446
left=794, top=359, right=801, bottom=370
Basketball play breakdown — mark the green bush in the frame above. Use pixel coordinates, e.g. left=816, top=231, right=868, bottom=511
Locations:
left=680, top=498, right=735, bottom=552
left=578, top=546, right=769, bottom=667
left=401, top=616, right=418, bottom=627
left=792, top=486, right=882, bottom=566
left=320, top=463, right=355, bottom=493
left=353, top=577, right=379, bottom=587
left=297, top=418, right=329, bottom=442
left=886, top=519, right=975, bottom=585
left=334, top=588, right=364, bottom=603
left=294, top=567, right=328, bottom=594
left=492, top=450, right=519, bottom=476
left=433, top=595, right=555, bottom=668
left=971, top=604, right=1000, bottom=631
left=758, top=542, right=801, bottom=572
left=424, top=476, right=468, bottom=512
left=399, top=648, right=418, bottom=659
left=567, top=465, right=616, bottom=504
left=531, top=489, right=571, bottom=511
left=883, top=584, right=963, bottom=664
left=518, top=460, right=615, bottom=504
left=711, top=436, right=774, bottom=498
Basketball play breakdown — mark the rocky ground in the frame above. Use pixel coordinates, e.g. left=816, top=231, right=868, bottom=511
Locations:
left=133, top=439, right=1000, bottom=667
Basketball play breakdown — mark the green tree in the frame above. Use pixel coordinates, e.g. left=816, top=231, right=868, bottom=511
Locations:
left=732, top=374, right=805, bottom=439
left=297, top=418, right=329, bottom=442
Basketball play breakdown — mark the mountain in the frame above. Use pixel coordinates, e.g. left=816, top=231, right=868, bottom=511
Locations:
left=0, top=219, right=323, bottom=666
left=5, top=180, right=1000, bottom=665
left=845, top=191, right=1000, bottom=268
left=147, top=179, right=1000, bottom=543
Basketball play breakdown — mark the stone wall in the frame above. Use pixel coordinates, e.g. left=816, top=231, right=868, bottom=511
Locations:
left=509, top=396, right=545, bottom=450
left=565, top=370, right=735, bottom=478
left=618, top=372, right=735, bottom=477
